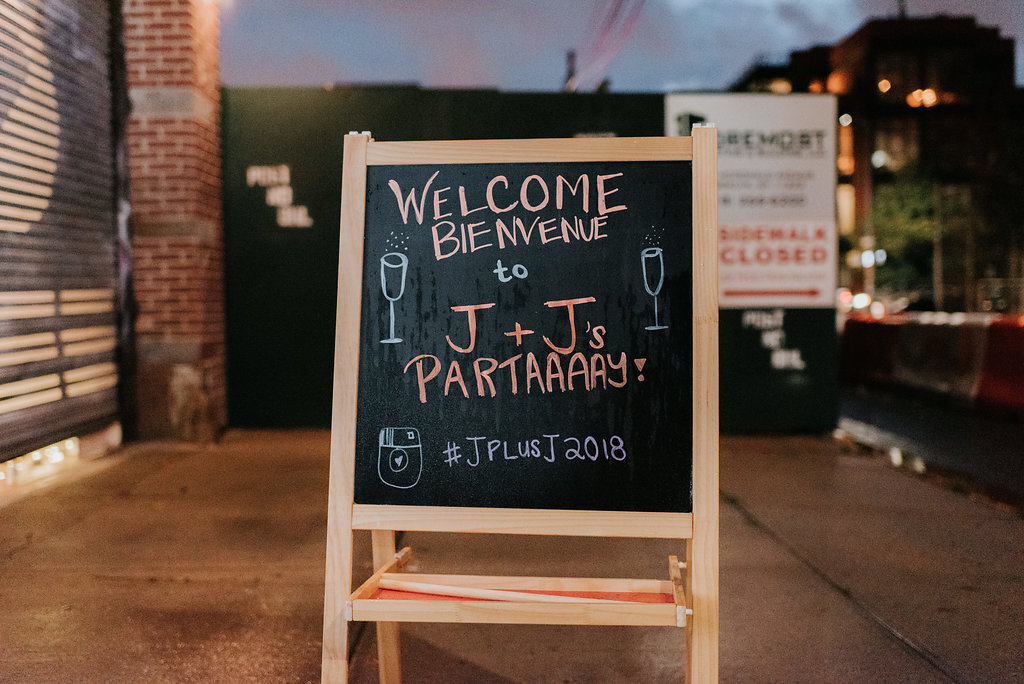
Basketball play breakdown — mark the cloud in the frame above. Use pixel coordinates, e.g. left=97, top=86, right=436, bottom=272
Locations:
left=222, top=0, right=584, bottom=89
left=220, top=0, right=1024, bottom=90
left=617, top=0, right=1021, bottom=90
left=416, top=28, right=500, bottom=88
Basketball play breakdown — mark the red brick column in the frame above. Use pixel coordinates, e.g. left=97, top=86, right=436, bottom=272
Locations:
left=123, top=0, right=225, bottom=439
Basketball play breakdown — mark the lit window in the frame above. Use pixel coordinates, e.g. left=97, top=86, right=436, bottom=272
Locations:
left=837, top=185, right=855, bottom=234
left=826, top=71, right=849, bottom=94
left=878, top=79, right=892, bottom=93
left=838, top=126, right=854, bottom=175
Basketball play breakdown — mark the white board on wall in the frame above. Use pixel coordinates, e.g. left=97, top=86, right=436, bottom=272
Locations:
left=666, top=94, right=838, bottom=309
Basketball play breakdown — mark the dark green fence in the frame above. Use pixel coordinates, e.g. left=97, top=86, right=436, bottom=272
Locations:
left=222, top=85, right=837, bottom=431
left=221, top=85, right=665, bottom=427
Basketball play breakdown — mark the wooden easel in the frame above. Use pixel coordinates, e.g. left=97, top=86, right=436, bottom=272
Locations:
left=322, top=130, right=719, bottom=682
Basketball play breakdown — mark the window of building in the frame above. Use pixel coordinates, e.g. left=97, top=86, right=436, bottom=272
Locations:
left=874, top=118, right=919, bottom=171
left=925, top=48, right=970, bottom=104
left=875, top=51, right=918, bottom=103
left=838, top=123, right=854, bottom=175
left=837, top=184, right=856, bottom=235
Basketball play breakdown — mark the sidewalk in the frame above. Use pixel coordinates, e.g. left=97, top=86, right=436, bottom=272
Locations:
left=1, top=430, right=1021, bottom=682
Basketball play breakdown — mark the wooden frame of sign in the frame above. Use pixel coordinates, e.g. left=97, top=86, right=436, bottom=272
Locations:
left=322, top=129, right=719, bottom=683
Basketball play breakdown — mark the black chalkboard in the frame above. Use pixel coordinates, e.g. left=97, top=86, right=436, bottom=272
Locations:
left=353, top=160, right=693, bottom=513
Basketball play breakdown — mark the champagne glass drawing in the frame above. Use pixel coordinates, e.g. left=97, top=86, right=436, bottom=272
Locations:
left=380, top=252, right=408, bottom=343
left=641, top=247, right=668, bottom=331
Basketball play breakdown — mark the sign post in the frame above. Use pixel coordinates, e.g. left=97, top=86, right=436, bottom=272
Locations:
left=322, top=131, right=718, bottom=682
left=667, top=94, right=838, bottom=431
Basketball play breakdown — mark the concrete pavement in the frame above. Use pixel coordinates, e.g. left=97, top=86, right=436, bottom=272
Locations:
left=1, top=430, right=1021, bottom=682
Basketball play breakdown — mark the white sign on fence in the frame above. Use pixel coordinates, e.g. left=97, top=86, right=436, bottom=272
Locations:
left=666, top=94, right=837, bottom=309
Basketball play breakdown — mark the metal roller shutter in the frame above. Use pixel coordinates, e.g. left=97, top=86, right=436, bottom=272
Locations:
left=0, top=0, right=121, bottom=462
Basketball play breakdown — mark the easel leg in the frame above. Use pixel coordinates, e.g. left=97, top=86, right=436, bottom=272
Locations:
left=685, top=538, right=694, bottom=684
left=372, top=530, right=402, bottom=684
left=322, top=517, right=352, bottom=682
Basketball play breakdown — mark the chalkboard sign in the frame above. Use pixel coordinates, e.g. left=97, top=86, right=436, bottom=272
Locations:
left=323, top=134, right=720, bottom=684
left=353, top=160, right=693, bottom=512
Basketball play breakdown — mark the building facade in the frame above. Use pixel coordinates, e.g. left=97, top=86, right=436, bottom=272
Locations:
left=2, top=0, right=225, bottom=481
left=123, top=0, right=226, bottom=439
left=735, top=16, right=1023, bottom=312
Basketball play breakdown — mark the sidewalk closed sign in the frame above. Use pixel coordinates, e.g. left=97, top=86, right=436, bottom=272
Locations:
left=666, top=94, right=838, bottom=431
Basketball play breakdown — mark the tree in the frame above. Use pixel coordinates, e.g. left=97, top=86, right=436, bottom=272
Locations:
left=872, top=165, right=985, bottom=311
left=871, top=167, right=937, bottom=305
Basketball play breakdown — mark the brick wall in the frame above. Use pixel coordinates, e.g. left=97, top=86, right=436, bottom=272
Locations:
left=123, top=0, right=225, bottom=439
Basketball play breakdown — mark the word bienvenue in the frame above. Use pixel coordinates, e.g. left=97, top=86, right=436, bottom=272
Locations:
left=442, top=434, right=627, bottom=468
left=387, top=169, right=628, bottom=261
